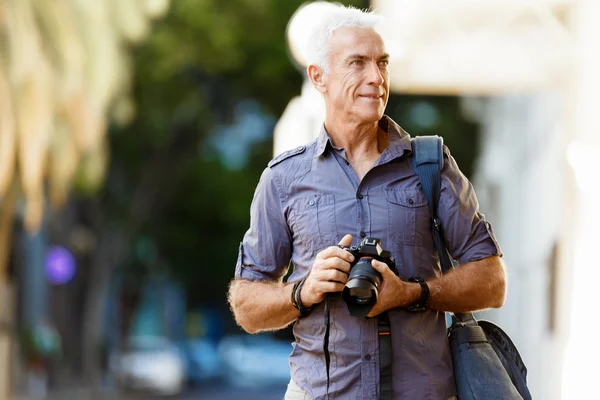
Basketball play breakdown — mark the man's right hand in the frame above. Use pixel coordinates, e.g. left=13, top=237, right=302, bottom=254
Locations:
left=300, top=234, right=355, bottom=308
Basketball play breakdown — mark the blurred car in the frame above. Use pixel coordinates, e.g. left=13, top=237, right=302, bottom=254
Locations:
left=177, top=338, right=222, bottom=383
left=217, top=334, right=292, bottom=388
left=111, top=336, right=186, bottom=396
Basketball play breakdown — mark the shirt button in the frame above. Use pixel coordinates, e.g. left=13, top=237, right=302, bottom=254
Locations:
left=364, top=354, right=371, bottom=361
left=408, top=198, right=414, bottom=205
left=356, top=193, right=364, bottom=199
left=309, top=200, right=315, bottom=206
left=360, top=231, right=366, bottom=238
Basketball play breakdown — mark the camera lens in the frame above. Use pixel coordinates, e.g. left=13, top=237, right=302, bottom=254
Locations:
left=349, top=287, right=372, bottom=304
left=342, top=258, right=382, bottom=318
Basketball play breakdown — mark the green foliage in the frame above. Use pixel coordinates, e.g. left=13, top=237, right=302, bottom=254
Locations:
left=104, top=0, right=370, bottom=305
left=155, top=141, right=273, bottom=304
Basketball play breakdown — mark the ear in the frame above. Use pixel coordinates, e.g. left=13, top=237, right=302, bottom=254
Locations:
left=307, top=64, right=327, bottom=94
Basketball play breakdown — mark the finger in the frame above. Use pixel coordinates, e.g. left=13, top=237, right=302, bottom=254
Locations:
left=317, top=245, right=355, bottom=264
left=317, top=281, right=345, bottom=293
left=338, top=234, right=353, bottom=247
left=367, top=306, right=382, bottom=318
left=321, top=268, right=348, bottom=284
left=318, top=257, right=352, bottom=274
left=371, top=259, right=392, bottom=276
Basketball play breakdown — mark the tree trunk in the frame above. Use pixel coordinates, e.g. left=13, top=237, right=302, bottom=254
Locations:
left=80, top=227, right=127, bottom=389
left=0, top=182, right=17, bottom=399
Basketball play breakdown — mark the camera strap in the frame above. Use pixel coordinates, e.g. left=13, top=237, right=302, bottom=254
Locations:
left=324, top=296, right=331, bottom=399
left=322, top=296, right=393, bottom=400
left=378, top=311, right=393, bottom=400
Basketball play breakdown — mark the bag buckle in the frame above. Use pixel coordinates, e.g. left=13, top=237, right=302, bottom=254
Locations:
left=378, top=320, right=390, bottom=336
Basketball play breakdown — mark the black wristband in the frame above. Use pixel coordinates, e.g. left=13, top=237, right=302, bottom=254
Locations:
left=291, top=278, right=315, bottom=317
left=291, top=281, right=300, bottom=309
left=406, top=277, right=430, bottom=312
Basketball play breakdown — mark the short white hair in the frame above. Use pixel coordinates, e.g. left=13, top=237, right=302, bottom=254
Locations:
left=306, top=4, right=383, bottom=73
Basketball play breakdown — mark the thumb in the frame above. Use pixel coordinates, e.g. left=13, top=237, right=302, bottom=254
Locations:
left=338, top=234, right=353, bottom=247
left=371, top=259, right=391, bottom=275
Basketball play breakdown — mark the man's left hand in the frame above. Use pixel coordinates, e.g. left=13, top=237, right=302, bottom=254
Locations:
left=366, top=260, right=419, bottom=318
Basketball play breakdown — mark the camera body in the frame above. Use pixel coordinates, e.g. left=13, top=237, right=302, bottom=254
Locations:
left=339, top=237, right=396, bottom=318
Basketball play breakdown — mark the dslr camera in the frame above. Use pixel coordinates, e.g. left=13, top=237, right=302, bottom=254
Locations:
left=339, top=237, right=396, bottom=318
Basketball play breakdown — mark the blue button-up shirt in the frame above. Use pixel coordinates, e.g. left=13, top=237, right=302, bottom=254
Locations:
left=235, top=116, right=502, bottom=400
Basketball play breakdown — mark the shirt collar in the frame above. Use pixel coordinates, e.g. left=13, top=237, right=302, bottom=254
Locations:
left=314, top=115, right=412, bottom=159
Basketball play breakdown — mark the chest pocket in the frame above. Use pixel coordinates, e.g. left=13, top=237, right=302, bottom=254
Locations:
left=290, top=194, right=338, bottom=253
left=386, top=188, right=429, bottom=247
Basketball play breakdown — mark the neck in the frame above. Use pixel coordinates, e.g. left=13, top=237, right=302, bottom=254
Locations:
left=324, top=113, right=387, bottom=161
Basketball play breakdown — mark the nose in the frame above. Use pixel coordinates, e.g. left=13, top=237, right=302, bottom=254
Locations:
left=366, top=61, right=384, bottom=86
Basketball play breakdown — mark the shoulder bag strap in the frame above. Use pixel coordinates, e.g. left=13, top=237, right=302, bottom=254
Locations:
left=411, top=136, right=476, bottom=325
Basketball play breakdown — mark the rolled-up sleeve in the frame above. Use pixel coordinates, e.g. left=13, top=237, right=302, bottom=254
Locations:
left=437, top=146, right=502, bottom=265
left=234, top=167, right=292, bottom=281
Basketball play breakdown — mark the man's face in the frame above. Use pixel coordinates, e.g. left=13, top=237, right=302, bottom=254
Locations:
left=321, top=27, right=390, bottom=123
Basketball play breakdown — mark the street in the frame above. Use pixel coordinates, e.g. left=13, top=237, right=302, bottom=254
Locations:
left=16, top=382, right=288, bottom=400
left=176, top=383, right=287, bottom=399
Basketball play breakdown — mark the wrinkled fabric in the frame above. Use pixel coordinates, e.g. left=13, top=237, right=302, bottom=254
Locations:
left=449, top=326, right=523, bottom=400
left=478, top=321, right=532, bottom=400
left=235, top=116, right=502, bottom=400
left=284, top=380, right=458, bottom=400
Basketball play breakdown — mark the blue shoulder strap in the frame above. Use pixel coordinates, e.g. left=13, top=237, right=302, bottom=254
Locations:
left=410, top=136, right=455, bottom=274
left=411, top=136, right=479, bottom=327
left=411, top=136, right=443, bottom=221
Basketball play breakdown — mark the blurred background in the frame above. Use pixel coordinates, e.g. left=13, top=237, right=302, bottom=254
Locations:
left=0, top=0, right=596, bottom=399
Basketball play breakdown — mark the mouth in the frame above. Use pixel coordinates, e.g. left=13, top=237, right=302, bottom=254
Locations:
left=359, top=94, right=384, bottom=100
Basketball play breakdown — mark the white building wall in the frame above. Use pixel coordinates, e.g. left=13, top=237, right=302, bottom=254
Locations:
left=470, top=94, right=565, bottom=400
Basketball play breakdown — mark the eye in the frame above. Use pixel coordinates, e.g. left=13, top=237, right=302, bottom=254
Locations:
left=378, top=60, right=389, bottom=67
left=350, top=59, right=364, bottom=66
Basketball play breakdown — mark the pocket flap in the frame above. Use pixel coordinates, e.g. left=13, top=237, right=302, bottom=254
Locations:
left=292, top=193, right=335, bottom=213
left=385, top=188, right=428, bottom=207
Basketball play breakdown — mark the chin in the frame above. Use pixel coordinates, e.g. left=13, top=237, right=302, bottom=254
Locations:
left=357, top=108, right=384, bottom=123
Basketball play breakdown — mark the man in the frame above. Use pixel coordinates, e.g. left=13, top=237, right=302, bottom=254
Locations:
left=228, top=5, right=506, bottom=400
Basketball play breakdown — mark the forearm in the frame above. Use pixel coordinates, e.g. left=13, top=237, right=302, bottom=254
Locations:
left=427, top=255, right=506, bottom=313
left=228, top=279, right=299, bottom=334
